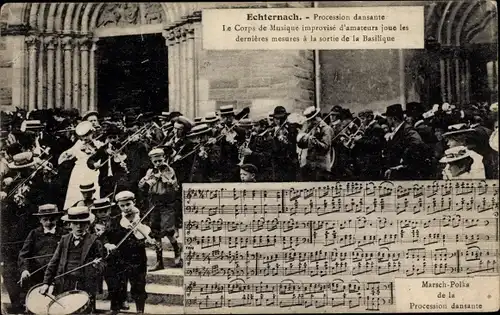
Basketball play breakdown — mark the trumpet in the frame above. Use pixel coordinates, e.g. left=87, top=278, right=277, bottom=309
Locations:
left=238, top=132, right=255, bottom=166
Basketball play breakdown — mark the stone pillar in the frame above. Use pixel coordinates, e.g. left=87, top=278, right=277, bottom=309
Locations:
left=89, top=39, right=98, bottom=111
left=185, top=24, right=195, bottom=118
left=45, top=36, right=57, bottom=109
left=72, top=38, right=81, bottom=111
left=165, top=30, right=177, bottom=112
left=37, top=36, right=45, bottom=109
left=180, top=25, right=189, bottom=117
left=62, top=36, right=73, bottom=109
left=26, top=35, right=39, bottom=110
left=55, top=36, right=64, bottom=108
left=174, top=28, right=183, bottom=114
left=9, top=35, right=26, bottom=109
left=80, top=37, right=91, bottom=114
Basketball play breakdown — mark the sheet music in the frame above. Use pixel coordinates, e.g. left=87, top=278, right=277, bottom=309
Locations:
left=183, top=181, right=499, bottom=313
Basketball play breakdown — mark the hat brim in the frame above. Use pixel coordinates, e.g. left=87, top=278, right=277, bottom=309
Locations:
left=439, top=155, right=470, bottom=163
left=187, top=129, right=211, bottom=138
left=204, top=118, right=219, bottom=123
left=61, top=213, right=95, bottom=222
left=271, top=112, right=290, bottom=118
left=80, top=188, right=96, bottom=192
left=442, top=129, right=475, bottom=137
left=8, top=160, right=37, bottom=169
left=90, top=203, right=115, bottom=211
left=305, top=109, right=320, bottom=121
left=33, top=211, right=63, bottom=216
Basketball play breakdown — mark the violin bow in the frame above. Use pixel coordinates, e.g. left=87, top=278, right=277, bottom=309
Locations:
left=6, top=155, right=53, bottom=199
left=171, top=113, right=249, bottom=163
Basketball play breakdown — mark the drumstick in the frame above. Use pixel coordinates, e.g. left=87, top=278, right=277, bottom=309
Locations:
left=53, top=258, right=102, bottom=280
left=17, top=262, right=50, bottom=284
left=44, top=293, right=66, bottom=309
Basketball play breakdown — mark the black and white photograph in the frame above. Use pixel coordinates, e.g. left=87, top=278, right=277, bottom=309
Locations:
left=0, top=1, right=498, bottom=314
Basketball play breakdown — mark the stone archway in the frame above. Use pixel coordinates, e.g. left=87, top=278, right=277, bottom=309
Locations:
left=424, top=0, right=498, bottom=104
left=2, top=2, right=205, bottom=117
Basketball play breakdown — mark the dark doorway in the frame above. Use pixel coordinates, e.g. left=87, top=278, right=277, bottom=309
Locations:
left=97, top=33, right=168, bottom=116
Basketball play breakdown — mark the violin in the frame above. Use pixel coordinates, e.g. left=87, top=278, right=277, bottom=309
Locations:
left=119, top=213, right=159, bottom=249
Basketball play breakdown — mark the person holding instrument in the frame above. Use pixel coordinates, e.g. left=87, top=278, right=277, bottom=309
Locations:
left=101, top=191, right=156, bottom=314
left=87, top=124, right=129, bottom=198
left=39, top=206, right=105, bottom=313
left=18, top=204, right=64, bottom=307
left=139, top=148, right=182, bottom=270
left=297, top=106, right=334, bottom=181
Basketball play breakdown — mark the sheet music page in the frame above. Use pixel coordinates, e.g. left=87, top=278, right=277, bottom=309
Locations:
left=183, top=181, right=499, bottom=313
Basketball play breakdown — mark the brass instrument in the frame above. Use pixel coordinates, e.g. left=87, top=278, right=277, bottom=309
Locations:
left=332, top=117, right=363, bottom=148
left=342, top=125, right=365, bottom=149
left=238, top=132, right=255, bottom=166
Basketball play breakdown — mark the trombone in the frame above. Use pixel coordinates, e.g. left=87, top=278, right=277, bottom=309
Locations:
left=331, top=117, right=363, bottom=148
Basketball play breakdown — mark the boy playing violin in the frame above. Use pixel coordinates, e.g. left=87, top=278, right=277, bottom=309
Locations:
left=138, top=148, right=182, bottom=270
left=101, top=191, right=156, bottom=314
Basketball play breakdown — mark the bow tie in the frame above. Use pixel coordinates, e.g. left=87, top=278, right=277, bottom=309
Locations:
left=44, top=228, right=56, bottom=235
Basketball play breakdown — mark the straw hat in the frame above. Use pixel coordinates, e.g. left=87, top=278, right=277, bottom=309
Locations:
left=62, top=206, right=95, bottom=222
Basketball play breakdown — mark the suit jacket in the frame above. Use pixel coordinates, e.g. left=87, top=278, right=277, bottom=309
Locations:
left=43, top=233, right=105, bottom=295
left=353, top=121, right=385, bottom=179
left=384, top=122, right=428, bottom=180
left=87, top=144, right=128, bottom=189
left=18, top=226, right=65, bottom=273
left=297, top=120, right=334, bottom=171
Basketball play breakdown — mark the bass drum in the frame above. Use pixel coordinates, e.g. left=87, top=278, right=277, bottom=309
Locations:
left=25, top=283, right=53, bottom=315
left=47, top=290, right=90, bottom=315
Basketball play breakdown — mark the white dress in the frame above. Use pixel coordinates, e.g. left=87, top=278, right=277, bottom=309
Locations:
left=60, top=140, right=101, bottom=210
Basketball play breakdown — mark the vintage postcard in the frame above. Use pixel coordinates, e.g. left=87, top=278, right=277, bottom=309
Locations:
left=0, top=1, right=498, bottom=314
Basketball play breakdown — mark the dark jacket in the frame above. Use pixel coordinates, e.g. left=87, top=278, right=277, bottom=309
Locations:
left=247, top=131, right=275, bottom=182
left=189, top=142, right=223, bottom=183
left=43, top=233, right=105, bottom=296
left=384, top=122, right=429, bottom=180
left=87, top=144, right=129, bottom=195
left=18, top=226, right=65, bottom=273
left=353, top=121, right=385, bottom=180
left=272, top=123, right=299, bottom=181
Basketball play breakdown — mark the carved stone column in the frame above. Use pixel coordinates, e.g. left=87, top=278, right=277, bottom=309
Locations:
left=163, top=30, right=176, bottom=112
left=62, top=36, right=73, bottom=109
left=25, top=35, right=39, bottom=110
left=55, top=36, right=64, bottom=108
left=89, top=39, right=98, bottom=112
left=37, top=36, right=45, bottom=109
left=80, top=37, right=92, bottom=113
left=45, top=36, right=57, bottom=109
left=174, top=28, right=183, bottom=114
left=180, top=25, right=189, bottom=117
left=185, top=24, right=195, bottom=118
left=72, top=38, right=81, bottom=111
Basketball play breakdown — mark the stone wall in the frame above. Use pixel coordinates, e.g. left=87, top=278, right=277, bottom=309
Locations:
left=0, top=35, right=13, bottom=109
left=197, top=49, right=315, bottom=119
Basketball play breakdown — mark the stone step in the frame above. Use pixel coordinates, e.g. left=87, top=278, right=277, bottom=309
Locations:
left=98, top=282, right=184, bottom=306
left=95, top=300, right=184, bottom=314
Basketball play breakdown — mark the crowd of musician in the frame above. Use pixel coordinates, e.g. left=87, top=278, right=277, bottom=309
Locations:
left=0, top=100, right=498, bottom=313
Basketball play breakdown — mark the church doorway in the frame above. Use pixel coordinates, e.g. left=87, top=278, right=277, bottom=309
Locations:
left=96, top=33, right=168, bottom=116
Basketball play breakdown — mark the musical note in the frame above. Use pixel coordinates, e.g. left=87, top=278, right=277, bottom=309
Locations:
left=183, top=180, right=499, bottom=313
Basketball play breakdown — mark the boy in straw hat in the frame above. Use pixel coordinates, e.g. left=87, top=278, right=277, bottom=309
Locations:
left=39, top=207, right=105, bottom=313
left=139, top=148, right=182, bottom=270
left=18, top=204, right=64, bottom=306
